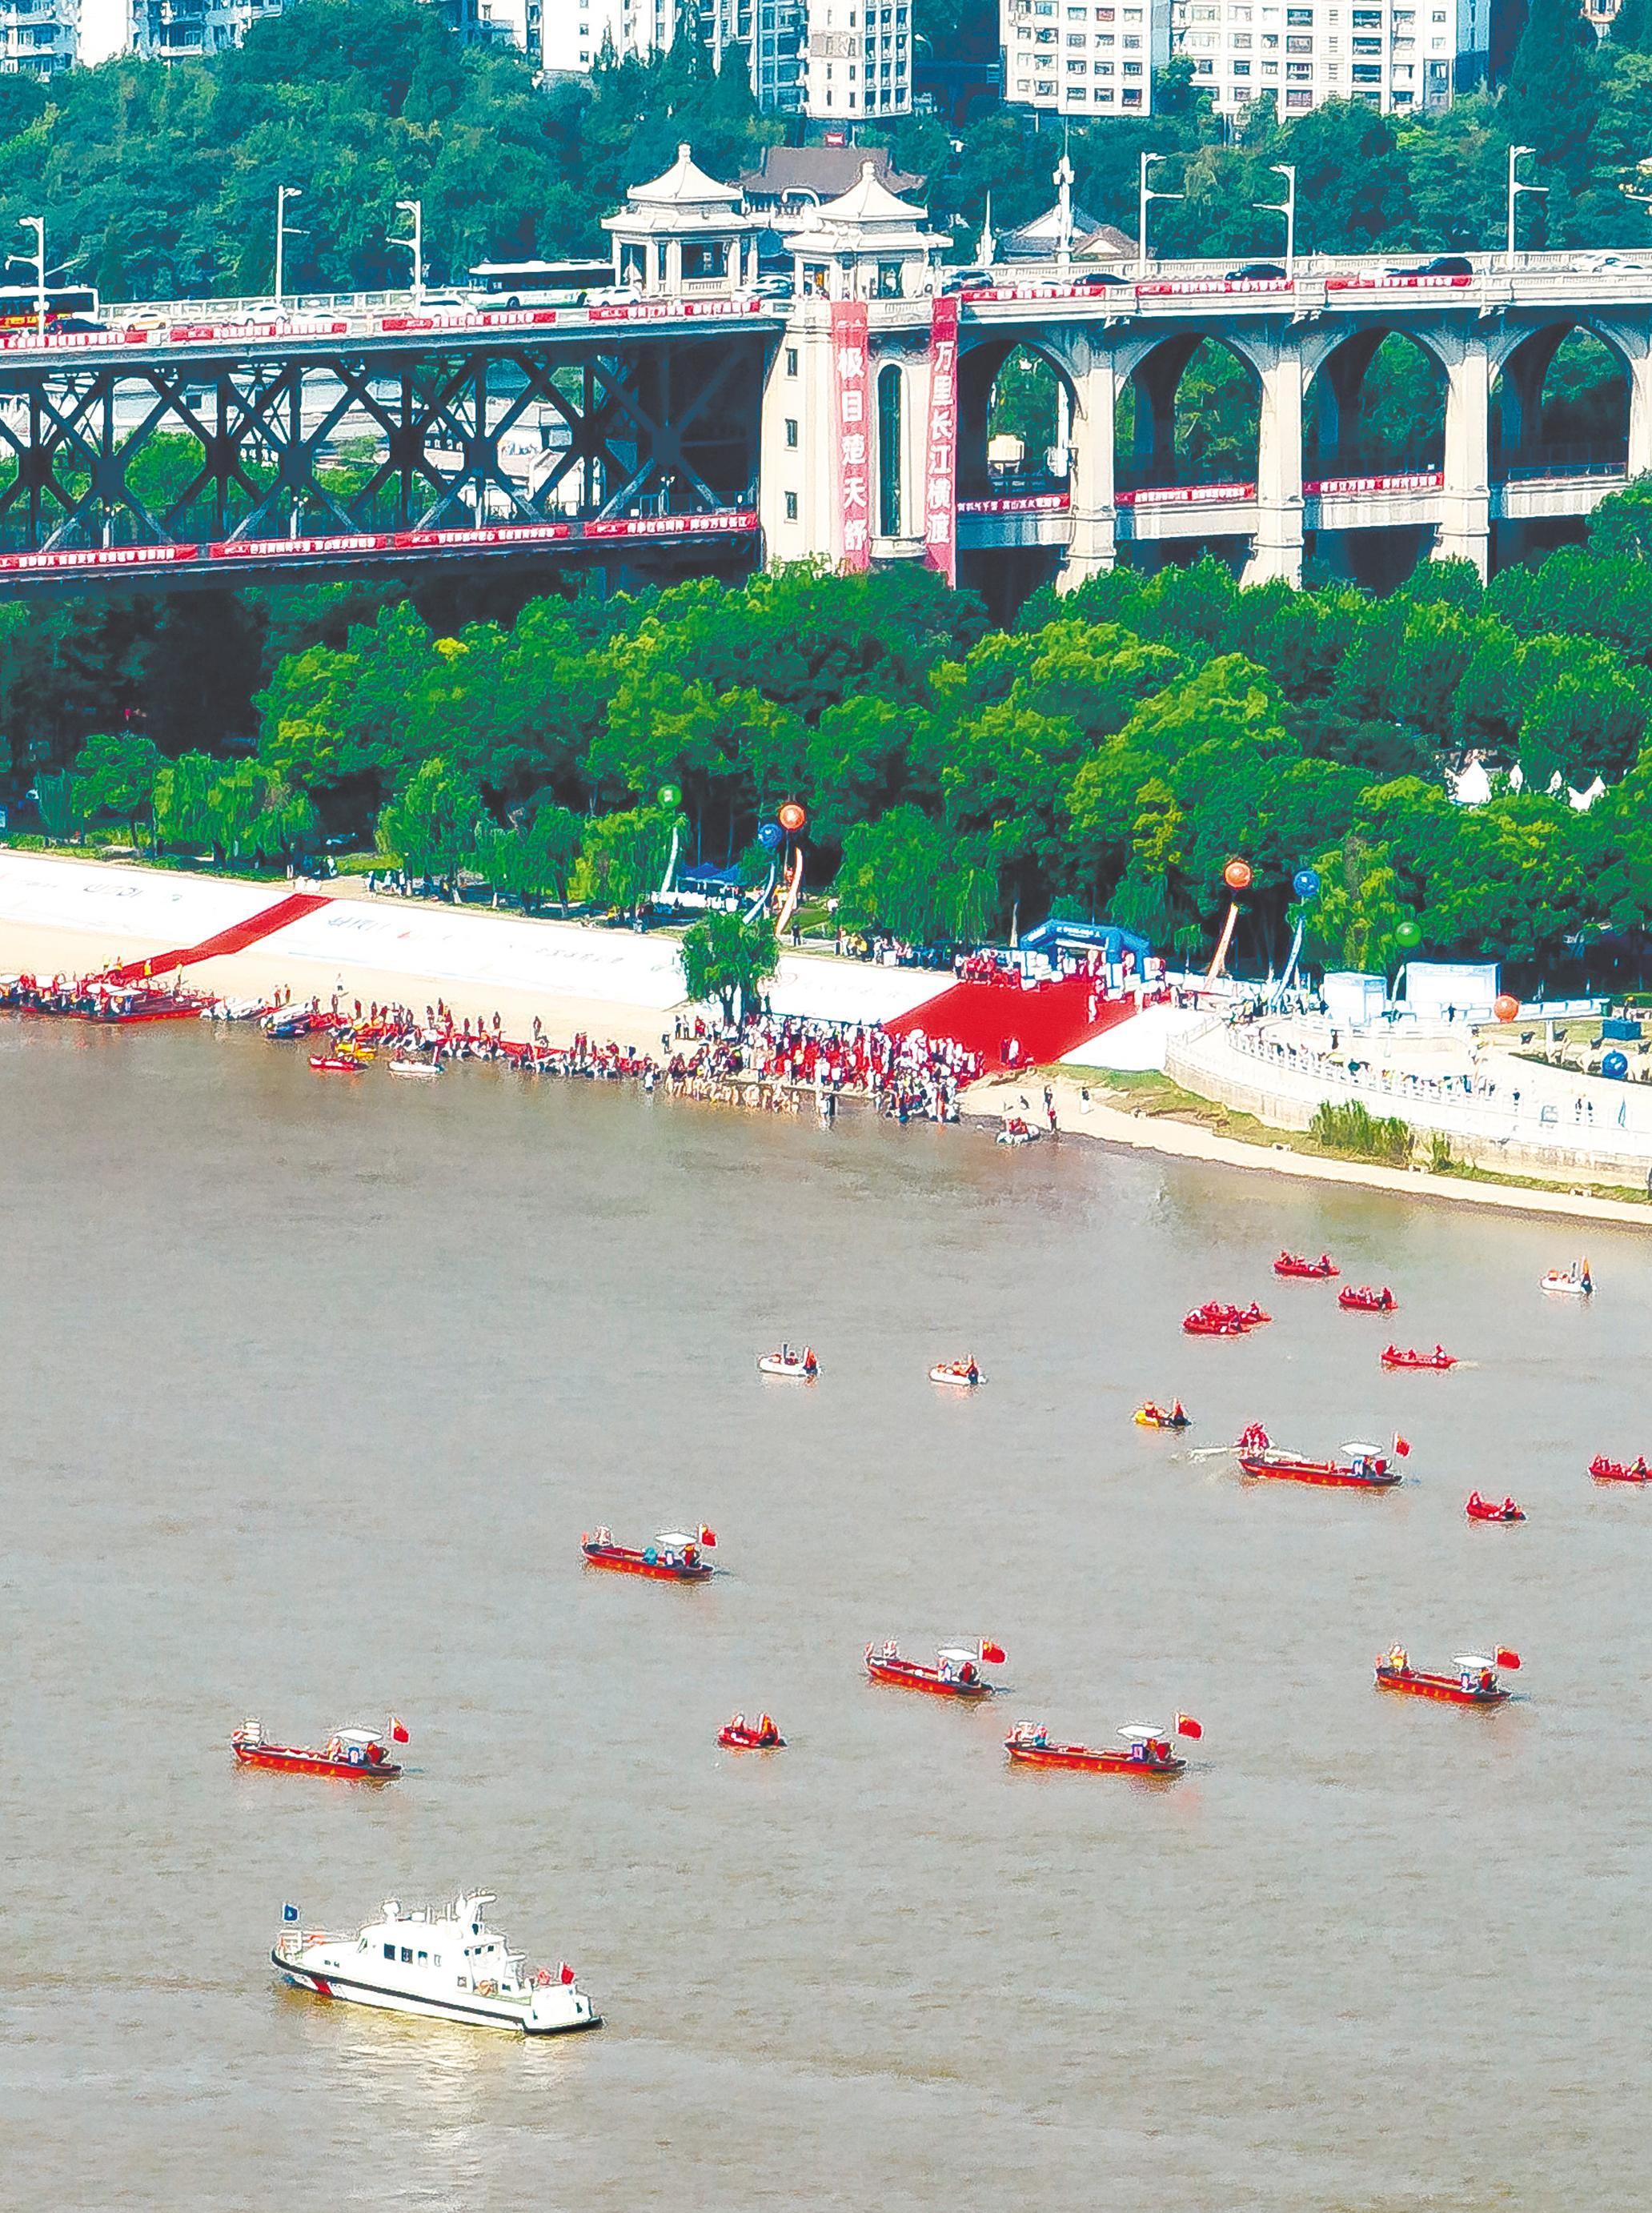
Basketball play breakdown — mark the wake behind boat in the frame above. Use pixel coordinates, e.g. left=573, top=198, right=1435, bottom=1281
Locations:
left=271, top=1890, right=599, bottom=2035
left=232, top=1713, right=408, bottom=1780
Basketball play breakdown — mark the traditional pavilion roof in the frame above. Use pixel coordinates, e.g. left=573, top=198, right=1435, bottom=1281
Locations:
left=603, top=145, right=751, bottom=239
left=782, top=162, right=950, bottom=259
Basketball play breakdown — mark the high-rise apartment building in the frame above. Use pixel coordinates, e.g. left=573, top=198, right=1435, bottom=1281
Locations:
left=1169, top=0, right=1456, bottom=114
left=129, top=0, right=281, bottom=61
left=0, top=0, right=77, bottom=74
left=802, top=0, right=910, bottom=117
left=1000, top=0, right=1167, bottom=115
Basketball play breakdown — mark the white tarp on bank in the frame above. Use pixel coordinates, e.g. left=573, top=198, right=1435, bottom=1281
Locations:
left=0, top=851, right=274, bottom=952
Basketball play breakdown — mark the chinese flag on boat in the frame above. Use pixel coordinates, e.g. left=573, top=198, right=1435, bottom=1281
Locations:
left=1175, top=1713, right=1203, bottom=1740
left=979, top=1640, right=1006, bottom=1666
left=1393, top=1434, right=1411, bottom=1457
left=699, top=1526, right=717, bottom=1549
left=390, top=1716, right=411, bottom=1745
left=558, top=1961, right=575, bottom=1986
left=1495, top=1648, right=1521, bottom=1670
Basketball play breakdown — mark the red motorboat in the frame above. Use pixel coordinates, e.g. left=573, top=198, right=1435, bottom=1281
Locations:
left=1340, top=1285, right=1397, bottom=1313
left=310, top=1052, right=364, bottom=1073
left=1182, top=1301, right=1269, bottom=1336
left=1273, top=1251, right=1338, bottom=1279
left=865, top=1638, right=1004, bottom=1699
left=581, top=1524, right=716, bottom=1581
left=1235, top=1421, right=1406, bottom=1488
left=719, top=1713, right=784, bottom=1750
left=1374, top=1646, right=1518, bottom=1705
left=1004, top=1716, right=1199, bottom=1775
left=1590, top=1454, right=1650, bottom=1483
left=1466, top=1491, right=1525, bottom=1523
left=231, top=1713, right=408, bottom=1779
left=1382, top=1344, right=1455, bottom=1370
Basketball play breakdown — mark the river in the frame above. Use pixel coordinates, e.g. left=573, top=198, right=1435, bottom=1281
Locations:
left=5, top=1019, right=1649, bottom=2212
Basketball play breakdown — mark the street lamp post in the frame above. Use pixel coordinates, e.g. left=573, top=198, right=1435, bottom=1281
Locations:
left=1506, top=145, right=1546, bottom=269
left=1137, top=153, right=1184, bottom=283
left=17, top=215, right=44, bottom=338
left=391, top=198, right=424, bottom=309
left=275, top=186, right=303, bottom=312
left=1257, top=162, right=1297, bottom=283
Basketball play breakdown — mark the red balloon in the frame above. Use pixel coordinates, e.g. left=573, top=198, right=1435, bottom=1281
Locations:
left=778, top=801, right=807, bottom=833
left=1223, top=860, right=1253, bottom=892
left=1493, top=992, right=1519, bottom=1023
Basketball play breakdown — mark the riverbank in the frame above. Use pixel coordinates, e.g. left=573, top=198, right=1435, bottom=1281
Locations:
left=966, top=1070, right=1652, bottom=1226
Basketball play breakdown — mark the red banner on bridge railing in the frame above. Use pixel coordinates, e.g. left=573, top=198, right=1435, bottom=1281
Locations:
left=1303, top=471, right=1444, bottom=497
left=956, top=492, right=1071, bottom=516
left=1116, top=482, right=1257, bottom=508
left=923, top=295, right=959, bottom=587
left=830, top=299, right=871, bottom=571
left=0, top=543, right=198, bottom=573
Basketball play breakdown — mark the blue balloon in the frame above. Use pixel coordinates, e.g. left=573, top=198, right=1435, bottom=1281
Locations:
left=1602, top=1050, right=1629, bottom=1080
left=1293, top=868, right=1321, bottom=900
left=757, top=820, right=784, bottom=850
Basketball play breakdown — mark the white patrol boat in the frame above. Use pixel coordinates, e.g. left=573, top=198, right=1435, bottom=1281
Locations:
left=271, top=1890, right=600, bottom=2035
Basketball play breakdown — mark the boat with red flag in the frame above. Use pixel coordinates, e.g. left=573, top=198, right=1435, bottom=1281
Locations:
left=1273, top=1251, right=1338, bottom=1279
left=1182, top=1301, right=1270, bottom=1337
left=1340, top=1284, right=1397, bottom=1313
left=1466, top=1492, right=1525, bottom=1522
left=1374, top=1646, right=1518, bottom=1704
left=1236, top=1421, right=1407, bottom=1487
left=1005, top=1715, right=1201, bottom=1775
left=864, top=1638, right=1004, bottom=1698
left=1382, top=1344, right=1456, bottom=1370
left=1590, top=1453, right=1650, bottom=1483
left=581, top=1524, right=716, bottom=1580
left=232, top=1713, right=409, bottom=1779
left=719, top=1712, right=784, bottom=1750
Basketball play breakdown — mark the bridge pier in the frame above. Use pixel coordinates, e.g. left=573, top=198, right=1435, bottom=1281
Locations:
left=1434, top=343, right=1493, bottom=580
left=1243, top=343, right=1305, bottom=588
left=1057, top=344, right=1119, bottom=588
left=1626, top=338, right=1652, bottom=479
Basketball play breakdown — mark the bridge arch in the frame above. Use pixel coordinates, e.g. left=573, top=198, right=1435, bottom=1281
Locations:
left=1113, top=332, right=1261, bottom=498
left=1489, top=321, right=1630, bottom=480
left=1304, top=327, right=1447, bottom=481
left=957, top=336, right=1081, bottom=500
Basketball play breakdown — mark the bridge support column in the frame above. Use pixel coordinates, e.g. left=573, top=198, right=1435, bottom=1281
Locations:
left=1057, top=346, right=1118, bottom=589
left=1244, top=346, right=1304, bottom=587
left=1627, top=341, right=1652, bottom=479
left=1435, top=343, right=1491, bottom=579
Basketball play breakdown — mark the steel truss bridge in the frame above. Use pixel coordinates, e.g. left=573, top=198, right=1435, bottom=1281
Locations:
left=0, top=302, right=778, bottom=591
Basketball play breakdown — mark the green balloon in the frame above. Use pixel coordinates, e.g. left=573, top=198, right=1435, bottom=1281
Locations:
left=658, top=784, right=680, bottom=808
left=1394, top=918, right=1422, bottom=949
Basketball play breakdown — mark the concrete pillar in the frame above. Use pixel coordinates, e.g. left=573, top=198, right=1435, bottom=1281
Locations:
left=1058, top=346, right=1118, bottom=588
left=1497, top=340, right=1546, bottom=460
left=1244, top=345, right=1305, bottom=587
left=1434, top=341, right=1492, bottom=579
left=1626, top=341, right=1652, bottom=479
left=1130, top=354, right=1178, bottom=475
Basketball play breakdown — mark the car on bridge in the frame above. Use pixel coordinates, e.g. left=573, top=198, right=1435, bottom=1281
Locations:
left=1387, top=254, right=1474, bottom=278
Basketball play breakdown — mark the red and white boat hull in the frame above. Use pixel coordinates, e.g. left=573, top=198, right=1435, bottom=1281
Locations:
left=235, top=1742, right=401, bottom=1779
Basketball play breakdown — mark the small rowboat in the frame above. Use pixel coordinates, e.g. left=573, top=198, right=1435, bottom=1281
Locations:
left=719, top=1714, right=784, bottom=1750
left=232, top=1714, right=407, bottom=1780
left=1590, top=1454, right=1650, bottom=1483
left=929, top=1360, right=982, bottom=1387
left=1340, top=1285, right=1397, bottom=1313
left=1374, top=1646, right=1517, bottom=1705
left=309, top=1053, right=363, bottom=1073
left=1182, top=1302, right=1269, bottom=1336
left=389, top=1057, right=441, bottom=1078
left=1381, top=1345, right=1456, bottom=1371
left=759, top=1347, right=818, bottom=1380
left=1005, top=1718, right=1197, bottom=1775
left=1542, top=1263, right=1594, bottom=1297
left=1273, top=1251, right=1338, bottom=1279
left=581, top=1525, right=716, bottom=1581
left=1466, top=1492, right=1525, bottom=1522
left=1135, top=1401, right=1191, bottom=1429
left=865, top=1639, right=1004, bottom=1699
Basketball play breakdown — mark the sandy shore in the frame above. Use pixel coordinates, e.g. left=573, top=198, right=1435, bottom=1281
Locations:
left=0, top=914, right=677, bottom=1055
left=966, top=1073, right=1652, bottom=1228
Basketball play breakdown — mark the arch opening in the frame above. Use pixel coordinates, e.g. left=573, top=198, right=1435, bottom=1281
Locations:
left=1491, top=327, right=1629, bottom=482
left=1114, top=336, right=1260, bottom=495
left=958, top=341, right=1077, bottom=501
left=876, top=363, right=904, bottom=537
left=1305, top=331, right=1446, bottom=483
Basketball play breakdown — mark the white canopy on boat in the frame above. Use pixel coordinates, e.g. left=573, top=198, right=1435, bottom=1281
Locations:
left=1453, top=1655, right=1494, bottom=1670
left=936, top=1647, right=978, bottom=1666
left=1119, top=1724, right=1165, bottom=1741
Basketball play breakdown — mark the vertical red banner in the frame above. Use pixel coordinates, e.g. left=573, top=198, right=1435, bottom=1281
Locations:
left=830, top=299, right=871, bottom=571
left=923, top=295, right=959, bottom=587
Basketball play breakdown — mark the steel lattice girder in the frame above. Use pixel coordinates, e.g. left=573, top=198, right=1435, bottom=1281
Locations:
left=0, top=330, right=772, bottom=553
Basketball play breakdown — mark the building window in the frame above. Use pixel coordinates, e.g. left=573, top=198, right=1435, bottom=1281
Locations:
left=876, top=364, right=904, bottom=535
left=785, top=491, right=799, bottom=520
left=383, top=1944, right=395, bottom=1959
left=784, top=418, right=799, bottom=447
left=400, top=1947, right=413, bottom=1962
left=785, top=346, right=799, bottom=375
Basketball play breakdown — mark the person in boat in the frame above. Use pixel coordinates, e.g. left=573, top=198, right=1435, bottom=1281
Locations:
left=1636, top=1457, right=1650, bottom=1480
left=1501, top=1497, right=1519, bottom=1518
left=756, top=1714, right=779, bottom=1746
left=966, top=1357, right=979, bottom=1382
left=1387, top=1645, right=1409, bottom=1675
left=1171, top=1400, right=1186, bottom=1425
left=803, top=1347, right=818, bottom=1376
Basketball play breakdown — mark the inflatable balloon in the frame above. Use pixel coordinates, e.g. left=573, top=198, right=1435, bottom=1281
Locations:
left=1223, top=860, right=1253, bottom=892
left=1492, top=992, right=1519, bottom=1023
left=778, top=800, right=808, bottom=834
left=1602, top=1050, right=1629, bottom=1080
left=657, top=783, right=680, bottom=808
left=757, top=820, right=784, bottom=850
left=1293, top=868, right=1321, bottom=900
left=1393, top=919, right=1422, bottom=949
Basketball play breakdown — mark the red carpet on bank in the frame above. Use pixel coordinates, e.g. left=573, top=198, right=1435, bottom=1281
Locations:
left=884, top=973, right=1137, bottom=1068
left=102, top=891, right=333, bottom=984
